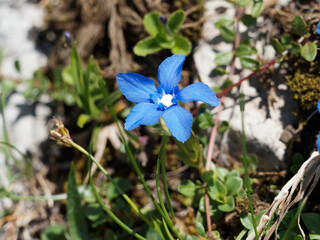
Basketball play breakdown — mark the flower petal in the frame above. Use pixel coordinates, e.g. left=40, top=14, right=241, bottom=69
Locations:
left=176, top=82, right=220, bottom=106
left=317, top=21, right=320, bottom=35
left=157, top=54, right=185, bottom=94
left=317, top=133, right=320, bottom=152
left=124, top=103, right=163, bottom=130
left=162, top=105, right=192, bottom=142
left=317, top=100, right=320, bottom=113
left=117, top=73, right=157, bottom=103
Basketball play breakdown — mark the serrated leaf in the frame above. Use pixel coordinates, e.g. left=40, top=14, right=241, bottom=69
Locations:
left=143, top=12, right=163, bottom=36
left=226, top=176, right=243, bottom=195
left=215, top=51, right=233, bottom=66
left=218, top=195, right=234, bottom=212
left=240, top=57, right=261, bottom=70
left=251, top=1, right=264, bottom=18
left=292, top=16, right=309, bottom=36
left=168, top=10, right=185, bottom=35
left=178, top=180, right=197, bottom=197
left=301, top=42, right=317, bottom=62
left=171, top=36, right=192, bottom=56
left=133, top=36, right=162, bottom=56
left=271, top=38, right=285, bottom=54
left=67, top=163, right=89, bottom=240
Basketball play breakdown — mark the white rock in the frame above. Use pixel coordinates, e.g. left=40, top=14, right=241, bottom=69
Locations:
left=194, top=0, right=297, bottom=170
left=0, top=0, right=50, bottom=212
left=0, top=0, right=47, bottom=78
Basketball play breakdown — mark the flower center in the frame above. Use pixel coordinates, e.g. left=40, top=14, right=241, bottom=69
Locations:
left=159, top=94, right=173, bottom=108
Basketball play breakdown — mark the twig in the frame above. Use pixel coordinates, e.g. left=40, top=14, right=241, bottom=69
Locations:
left=204, top=6, right=243, bottom=238
left=216, top=58, right=278, bottom=98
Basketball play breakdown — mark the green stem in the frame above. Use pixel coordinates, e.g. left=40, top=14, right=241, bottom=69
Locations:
left=0, top=191, right=67, bottom=201
left=282, top=200, right=306, bottom=240
left=240, top=93, right=259, bottom=240
left=100, top=82, right=181, bottom=239
left=88, top=159, right=147, bottom=240
left=71, top=142, right=153, bottom=228
left=160, top=136, right=175, bottom=218
left=155, top=136, right=171, bottom=220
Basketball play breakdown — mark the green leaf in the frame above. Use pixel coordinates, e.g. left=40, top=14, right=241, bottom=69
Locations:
left=290, top=153, right=304, bottom=174
left=218, top=120, right=230, bottom=133
left=225, top=176, right=243, bottom=195
left=301, top=42, right=317, bottom=62
left=198, top=109, right=214, bottom=130
left=215, top=51, right=233, bottom=66
left=301, top=213, right=320, bottom=233
left=195, top=221, right=206, bottom=237
left=175, top=132, right=202, bottom=167
left=240, top=212, right=255, bottom=230
left=290, top=42, right=301, bottom=57
left=218, top=195, right=235, bottom=212
left=236, top=43, right=253, bottom=57
left=178, top=180, right=197, bottom=197
left=219, top=25, right=236, bottom=42
left=71, top=42, right=85, bottom=101
left=14, top=60, right=21, bottom=73
left=168, top=10, right=185, bottom=35
left=133, top=36, right=162, bottom=56
left=62, top=66, right=74, bottom=86
left=241, top=14, right=256, bottom=26
left=292, top=16, right=309, bottom=36
left=77, top=113, right=91, bottom=128
left=240, top=57, right=261, bottom=70
left=67, top=163, right=89, bottom=240
left=238, top=0, right=253, bottom=7
left=208, top=179, right=227, bottom=199
left=251, top=1, right=264, bottom=18
left=281, top=33, right=293, bottom=50
left=214, top=67, right=229, bottom=76
left=203, top=170, right=214, bottom=186
left=171, top=36, right=192, bottom=56
left=41, top=225, right=67, bottom=240
left=105, top=177, right=130, bottom=201
left=84, top=203, right=103, bottom=221
left=271, top=38, right=285, bottom=54
left=143, top=12, right=163, bottom=36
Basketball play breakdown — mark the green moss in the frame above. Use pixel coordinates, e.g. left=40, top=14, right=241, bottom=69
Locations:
left=287, top=63, right=320, bottom=110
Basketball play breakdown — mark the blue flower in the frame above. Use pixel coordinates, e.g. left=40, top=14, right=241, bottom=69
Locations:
left=317, top=133, right=320, bottom=152
left=116, top=54, right=219, bottom=142
left=317, top=21, right=320, bottom=35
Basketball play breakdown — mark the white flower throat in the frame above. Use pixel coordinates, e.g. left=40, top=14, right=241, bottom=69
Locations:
left=159, top=94, right=173, bottom=108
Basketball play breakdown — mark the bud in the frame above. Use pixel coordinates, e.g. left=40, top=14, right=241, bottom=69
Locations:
left=63, top=31, right=72, bottom=47
left=50, top=118, right=73, bottom=147
left=160, top=16, right=167, bottom=25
